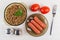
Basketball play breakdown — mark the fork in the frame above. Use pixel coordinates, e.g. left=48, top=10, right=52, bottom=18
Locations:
left=50, top=5, right=57, bottom=35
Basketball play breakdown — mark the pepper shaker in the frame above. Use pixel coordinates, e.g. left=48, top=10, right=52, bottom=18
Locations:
left=7, top=28, right=11, bottom=34
left=15, top=29, right=20, bottom=35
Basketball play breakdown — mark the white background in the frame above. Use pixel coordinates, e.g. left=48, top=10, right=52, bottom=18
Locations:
left=0, top=0, right=60, bottom=40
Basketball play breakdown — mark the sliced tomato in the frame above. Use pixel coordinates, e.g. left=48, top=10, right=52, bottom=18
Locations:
left=40, top=6, right=50, bottom=14
left=30, top=4, right=40, bottom=12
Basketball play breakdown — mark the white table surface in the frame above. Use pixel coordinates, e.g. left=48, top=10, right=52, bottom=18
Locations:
left=0, top=0, right=60, bottom=40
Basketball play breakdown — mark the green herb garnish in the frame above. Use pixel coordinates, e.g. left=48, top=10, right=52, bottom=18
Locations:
left=14, top=9, right=23, bottom=16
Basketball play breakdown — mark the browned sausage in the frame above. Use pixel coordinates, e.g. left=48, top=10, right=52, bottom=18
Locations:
left=28, top=22, right=41, bottom=34
left=34, top=16, right=46, bottom=29
left=31, top=20, right=43, bottom=31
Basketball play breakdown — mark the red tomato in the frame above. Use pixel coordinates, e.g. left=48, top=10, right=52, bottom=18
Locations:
left=30, top=4, right=40, bottom=12
left=40, top=6, right=50, bottom=14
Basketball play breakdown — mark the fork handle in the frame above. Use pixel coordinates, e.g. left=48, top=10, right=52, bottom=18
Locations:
left=50, top=17, right=54, bottom=35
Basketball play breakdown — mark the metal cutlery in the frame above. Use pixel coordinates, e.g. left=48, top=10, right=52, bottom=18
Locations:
left=50, top=5, right=57, bottom=35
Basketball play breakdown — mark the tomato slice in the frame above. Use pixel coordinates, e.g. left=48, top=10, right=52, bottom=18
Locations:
left=30, top=4, right=40, bottom=12
left=40, top=6, right=50, bottom=14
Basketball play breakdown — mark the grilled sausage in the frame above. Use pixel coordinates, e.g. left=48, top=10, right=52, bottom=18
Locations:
left=31, top=20, right=43, bottom=31
left=28, top=22, right=41, bottom=34
left=34, top=16, right=46, bottom=29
